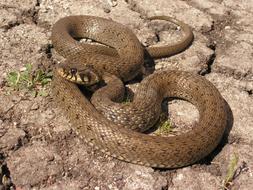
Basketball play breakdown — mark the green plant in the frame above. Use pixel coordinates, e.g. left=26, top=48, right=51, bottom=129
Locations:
left=122, top=91, right=132, bottom=103
left=155, top=113, right=173, bottom=135
left=6, top=64, right=52, bottom=96
left=222, top=153, right=239, bottom=190
left=123, top=95, right=131, bottom=103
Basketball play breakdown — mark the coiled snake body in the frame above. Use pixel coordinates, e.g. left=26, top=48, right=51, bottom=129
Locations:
left=51, top=15, right=227, bottom=168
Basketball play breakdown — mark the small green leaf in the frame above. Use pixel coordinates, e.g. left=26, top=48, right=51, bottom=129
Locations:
left=155, top=120, right=172, bottom=135
left=223, top=153, right=239, bottom=189
left=41, top=78, right=52, bottom=86
left=46, top=71, right=53, bottom=77
left=25, top=63, right=33, bottom=73
left=6, top=71, right=20, bottom=89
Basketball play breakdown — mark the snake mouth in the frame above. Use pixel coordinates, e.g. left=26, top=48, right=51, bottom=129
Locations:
left=57, top=65, right=101, bottom=86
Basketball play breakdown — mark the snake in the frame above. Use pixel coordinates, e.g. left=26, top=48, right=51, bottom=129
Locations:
left=51, top=15, right=227, bottom=168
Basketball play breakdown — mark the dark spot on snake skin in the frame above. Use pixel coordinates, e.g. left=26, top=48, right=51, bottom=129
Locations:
left=75, top=114, right=80, bottom=119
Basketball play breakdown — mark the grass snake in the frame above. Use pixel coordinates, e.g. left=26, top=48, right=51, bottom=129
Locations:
left=51, top=15, right=227, bottom=168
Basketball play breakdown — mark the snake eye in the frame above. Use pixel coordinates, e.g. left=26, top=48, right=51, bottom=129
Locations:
left=70, top=68, right=77, bottom=75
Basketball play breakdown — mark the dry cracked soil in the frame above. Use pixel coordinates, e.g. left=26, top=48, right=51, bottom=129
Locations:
left=0, top=0, right=253, bottom=190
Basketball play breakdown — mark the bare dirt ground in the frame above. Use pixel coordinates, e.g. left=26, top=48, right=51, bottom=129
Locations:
left=0, top=0, right=252, bottom=189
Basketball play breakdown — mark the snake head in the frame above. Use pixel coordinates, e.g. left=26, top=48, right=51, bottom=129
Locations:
left=57, top=63, right=101, bottom=86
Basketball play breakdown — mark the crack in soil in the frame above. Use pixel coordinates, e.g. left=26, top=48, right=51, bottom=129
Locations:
left=200, top=12, right=253, bottom=80
left=199, top=48, right=216, bottom=76
left=20, top=1, right=40, bottom=25
left=124, top=0, right=147, bottom=18
left=40, top=44, right=53, bottom=59
left=213, top=66, right=253, bottom=80
left=0, top=0, right=40, bottom=31
left=0, top=153, right=15, bottom=190
left=246, top=89, right=252, bottom=96
left=124, top=0, right=221, bottom=79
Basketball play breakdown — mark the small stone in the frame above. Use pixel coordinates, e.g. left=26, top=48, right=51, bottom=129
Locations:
left=108, top=0, right=118, bottom=7
left=225, top=25, right=231, bottom=30
left=19, top=67, right=26, bottom=72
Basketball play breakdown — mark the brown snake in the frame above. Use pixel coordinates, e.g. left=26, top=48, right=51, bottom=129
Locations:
left=51, top=15, right=227, bottom=168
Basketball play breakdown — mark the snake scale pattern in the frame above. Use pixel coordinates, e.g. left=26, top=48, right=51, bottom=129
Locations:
left=51, top=15, right=227, bottom=168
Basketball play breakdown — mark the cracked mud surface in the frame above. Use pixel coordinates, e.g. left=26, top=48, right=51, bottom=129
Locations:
left=0, top=0, right=252, bottom=189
